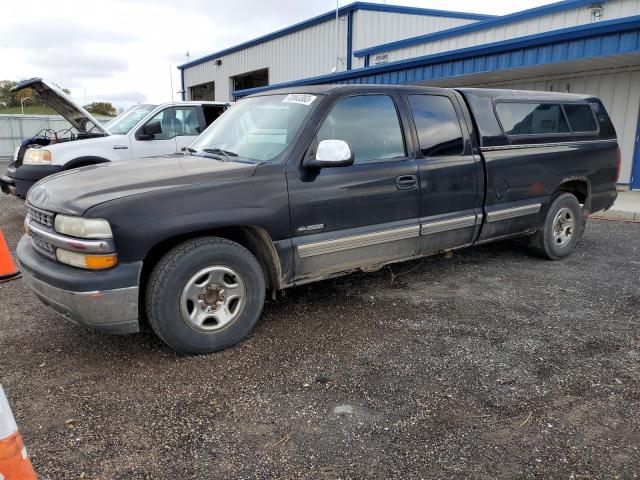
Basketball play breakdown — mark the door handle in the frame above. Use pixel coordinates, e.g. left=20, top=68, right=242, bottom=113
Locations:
left=396, top=174, right=418, bottom=190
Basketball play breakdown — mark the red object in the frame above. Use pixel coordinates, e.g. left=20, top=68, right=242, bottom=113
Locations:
left=528, top=180, right=545, bottom=195
left=0, top=230, right=20, bottom=282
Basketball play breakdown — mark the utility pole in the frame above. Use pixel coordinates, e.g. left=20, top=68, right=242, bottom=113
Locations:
left=20, top=97, right=31, bottom=115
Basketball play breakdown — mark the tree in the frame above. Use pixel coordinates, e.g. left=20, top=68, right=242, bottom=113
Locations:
left=0, top=80, right=16, bottom=107
left=83, top=102, right=117, bottom=117
left=0, top=80, right=73, bottom=108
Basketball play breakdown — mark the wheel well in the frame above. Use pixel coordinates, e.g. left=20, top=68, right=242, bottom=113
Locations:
left=64, top=157, right=110, bottom=170
left=139, top=226, right=282, bottom=304
left=556, top=179, right=590, bottom=210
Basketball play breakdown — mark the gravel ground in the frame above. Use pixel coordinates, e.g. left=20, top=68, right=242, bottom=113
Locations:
left=1, top=193, right=639, bottom=479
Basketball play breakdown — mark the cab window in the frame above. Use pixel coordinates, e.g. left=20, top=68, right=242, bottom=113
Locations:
left=408, top=95, right=464, bottom=156
left=316, top=95, right=405, bottom=162
left=144, top=106, right=200, bottom=140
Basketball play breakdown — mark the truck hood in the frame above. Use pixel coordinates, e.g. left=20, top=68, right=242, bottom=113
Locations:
left=27, top=154, right=258, bottom=215
left=11, top=78, right=109, bottom=136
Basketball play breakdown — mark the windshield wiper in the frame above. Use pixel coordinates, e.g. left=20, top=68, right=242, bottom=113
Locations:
left=203, top=148, right=238, bottom=162
left=184, top=146, right=230, bottom=161
left=186, top=146, right=255, bottom=164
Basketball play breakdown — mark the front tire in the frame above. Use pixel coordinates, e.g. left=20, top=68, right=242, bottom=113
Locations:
left=527, top=193, right=583, bottom=260
left=146, top=237, right=266, bottom=354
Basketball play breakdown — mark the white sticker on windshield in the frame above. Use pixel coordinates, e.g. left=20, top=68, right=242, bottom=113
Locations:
left=282, top=94, right=317, bottom=106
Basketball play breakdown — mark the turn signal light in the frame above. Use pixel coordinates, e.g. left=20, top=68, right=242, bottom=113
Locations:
left=56, top=249, right=117, bottom=270
left=85, top=254, right=118, bottom=270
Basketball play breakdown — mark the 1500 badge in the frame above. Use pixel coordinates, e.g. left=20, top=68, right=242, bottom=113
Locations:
left=297, top=224, right=325, bottom=233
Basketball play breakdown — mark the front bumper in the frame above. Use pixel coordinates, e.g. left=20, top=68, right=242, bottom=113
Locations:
left=2, top=162, right=63, bottom=199
left=17, top=236, right=142, bottom=335
left=0, top=174, right=16, bottom=195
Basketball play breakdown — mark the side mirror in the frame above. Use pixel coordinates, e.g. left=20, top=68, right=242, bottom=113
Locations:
left=306, top=139, right=354, bottom=168
left=137, top=120, right=162, bottom=140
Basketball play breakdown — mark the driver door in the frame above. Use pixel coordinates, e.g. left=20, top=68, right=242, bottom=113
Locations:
left=130, top=106, right=201, bottom=159
left=286, top=93, right=421, bottom=281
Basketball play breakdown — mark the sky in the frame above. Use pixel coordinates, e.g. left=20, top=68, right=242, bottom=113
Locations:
left=0, top=0, right=553, bottom=110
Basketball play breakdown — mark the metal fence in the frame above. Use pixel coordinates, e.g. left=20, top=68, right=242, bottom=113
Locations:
left=0, top=114, right=109, bottom=160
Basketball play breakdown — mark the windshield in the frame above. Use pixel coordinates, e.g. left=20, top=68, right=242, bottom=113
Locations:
left=105, top=104, right=157, bottom=135
left=190, top=94, right=319, bottom=162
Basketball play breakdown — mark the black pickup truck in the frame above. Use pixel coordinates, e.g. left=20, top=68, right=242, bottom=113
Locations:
left=16, top=85, right=619, bottom=354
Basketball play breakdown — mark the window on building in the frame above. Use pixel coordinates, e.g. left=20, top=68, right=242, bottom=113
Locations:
left=408, top=95, right=463, bottom=156
left=190, top=81, right=215, bottom=101
left=316, top=95, right=405, bottom=162
left=232, top=69, right=269, bottom=92
left=143, top=106, right=200, bottom=140
left=563, top=104, right=598, bottom=132
left=202, top=105, right=227, bottom=127
left=496, top=103, right=570, bottom=136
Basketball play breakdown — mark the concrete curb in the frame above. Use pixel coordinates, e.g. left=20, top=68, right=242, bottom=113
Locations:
left=590, top=210, right=640, bottom=222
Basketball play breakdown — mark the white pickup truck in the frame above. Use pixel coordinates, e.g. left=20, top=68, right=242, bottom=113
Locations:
left=0, top=78, right=230, bottom=198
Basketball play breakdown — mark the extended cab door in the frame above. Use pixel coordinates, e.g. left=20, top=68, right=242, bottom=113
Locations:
left=405, top=92, right=483, bottom=254
left=286, top=93, right=421, bottom=281
left=130, top=106, right=202, bottom=159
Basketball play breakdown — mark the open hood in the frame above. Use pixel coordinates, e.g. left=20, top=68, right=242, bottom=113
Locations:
left=11, top=78, right=109, bottom=136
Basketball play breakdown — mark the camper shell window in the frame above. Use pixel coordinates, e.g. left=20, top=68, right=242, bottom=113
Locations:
left=495, top=101, right=599, bottom=138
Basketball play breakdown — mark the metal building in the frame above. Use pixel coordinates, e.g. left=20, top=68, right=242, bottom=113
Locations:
left=179, top=0, right=640, bottom=189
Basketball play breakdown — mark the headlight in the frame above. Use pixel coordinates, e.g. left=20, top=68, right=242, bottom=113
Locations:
left=23, top=148, right=52, bottom=165
left=54, top=215, right=113, bottom=239
left=56, top=249, right=117, bottom=270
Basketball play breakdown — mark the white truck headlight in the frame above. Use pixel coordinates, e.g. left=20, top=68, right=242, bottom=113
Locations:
left=54, top=215, right=113, bottom=239
left=23, top=148, right=52, bottom=165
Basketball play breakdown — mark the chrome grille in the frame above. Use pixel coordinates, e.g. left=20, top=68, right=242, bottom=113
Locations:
left=27, top=205, right=54, bottom=228
left=31, top=234, right=56, bottom=259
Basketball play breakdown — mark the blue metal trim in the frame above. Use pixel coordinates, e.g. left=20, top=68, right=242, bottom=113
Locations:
left=178, top=2, right=494, bottom=70
left=349, top=2, right=493, bottom=20
left=347, top=10, right=354, bottom=70
left=232, top=15, right=640, bottom=98
left=353, top=0, right=612, bottom=58
left=364, top=54, right=370, bottom=67
left=631, top=106, right=640, bottom=189
left=180, top=69, right=185, bottom=101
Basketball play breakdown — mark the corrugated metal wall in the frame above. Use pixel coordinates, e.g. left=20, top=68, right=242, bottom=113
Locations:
left=184, top=18, right=348, bottom=102
left=183, top=11, right=482, bottom=102
left=479, top=67, right=640, bottom=184
left=376, top=0, right=640, bottom=64
left=351, top=10, right=474, bottom=63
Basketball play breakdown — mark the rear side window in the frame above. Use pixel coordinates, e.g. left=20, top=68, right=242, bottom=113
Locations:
left=496, top=103, right=570, bottom=136
left=563, top=104, right=598, bottom=132
left=408, top=95, right=463, bottom=156
left=316, top=95, right=405, bottom=162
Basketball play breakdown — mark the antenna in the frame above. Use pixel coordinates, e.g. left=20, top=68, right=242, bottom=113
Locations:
left=169, top=65, right=179, bottom=154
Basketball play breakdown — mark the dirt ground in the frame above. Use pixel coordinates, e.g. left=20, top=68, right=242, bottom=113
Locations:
left=0, top=192, right=638, bottom=479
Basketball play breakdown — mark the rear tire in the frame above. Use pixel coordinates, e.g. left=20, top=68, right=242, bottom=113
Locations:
left=527, top=193, right=583, bottom=260
left=146, top=237, right=266, bottom=354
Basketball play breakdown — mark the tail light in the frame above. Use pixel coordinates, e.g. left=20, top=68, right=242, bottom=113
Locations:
left=615, top=147, right=621, bottom=182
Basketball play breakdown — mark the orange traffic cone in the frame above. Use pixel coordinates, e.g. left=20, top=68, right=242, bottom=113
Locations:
left=0, top=385, right=37, bottom=479
left=0, top=230, right=20, bottom=283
